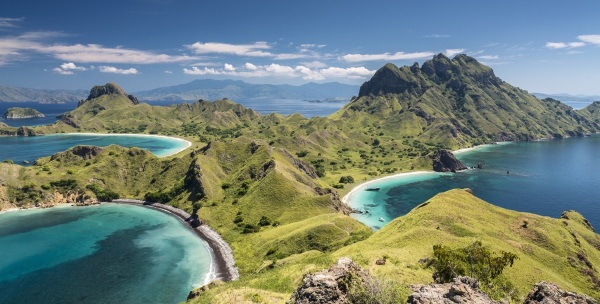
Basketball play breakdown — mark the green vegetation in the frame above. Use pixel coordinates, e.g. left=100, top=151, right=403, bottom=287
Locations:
left=3, top=107, right=45, bottom=119
left=2, top=55, right=600, bottom=303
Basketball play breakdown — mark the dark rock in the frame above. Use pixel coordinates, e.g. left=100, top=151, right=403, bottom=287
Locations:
left=50, top=146, right=104, bottom=161
left=78, top=83, right=139, bottom=107
left=523, top=281, right=597, bottom=304
left=184, top=159, right=206, bottom=201
left=431, top=149, right=467, bottom=172
left=358, top=63, right=425, bottom=97
left=408, top=276, right=499, bottom=304
left=375, top=258, right=386, bottom=265
left=16, top=126, right=37, bottom=136
left=287, top=257, right=369, bottom=304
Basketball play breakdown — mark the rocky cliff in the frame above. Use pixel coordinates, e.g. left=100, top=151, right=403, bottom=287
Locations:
left=78, top=82, right=139, bottom=107
left=431, top=149, right=467, bottom=172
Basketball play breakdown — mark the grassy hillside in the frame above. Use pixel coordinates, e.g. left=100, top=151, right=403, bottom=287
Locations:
left=189, top=189, right=600, bottom=303
left=2, top=55, right=600, bottom=302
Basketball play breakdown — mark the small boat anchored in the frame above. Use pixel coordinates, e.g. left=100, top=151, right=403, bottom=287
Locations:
left=379, top=217, right=385, bottom=222
left=365, top=187, right=381, bottom=191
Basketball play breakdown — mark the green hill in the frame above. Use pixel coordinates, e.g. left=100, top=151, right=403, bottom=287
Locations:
left=2, top=55, right=600, bottom=303
left=331, top=54, right=599, bottom=149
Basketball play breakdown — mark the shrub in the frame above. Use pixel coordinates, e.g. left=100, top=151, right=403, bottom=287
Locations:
left=339, top=176, right=355, bottom=184
left=296, top=150, right=309, bottom=157
left=348, top=274, right=409, bottom=304
left=427, top=241, right=518, bottom=285
left=258, top=216, right=271, bottom=226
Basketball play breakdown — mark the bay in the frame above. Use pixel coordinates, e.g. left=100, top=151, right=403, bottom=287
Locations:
left=0, top=133, right=190, bottom=164
left=346, top=135, right=600, bottom=231
left=0, top=204, right=213, bottom=304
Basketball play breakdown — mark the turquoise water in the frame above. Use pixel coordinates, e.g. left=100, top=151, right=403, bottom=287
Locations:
left=0, top=133, right=189, bottom=164
left=347, top=136, right=600, bottom=230
left=0, top=204, right=213, bottom=304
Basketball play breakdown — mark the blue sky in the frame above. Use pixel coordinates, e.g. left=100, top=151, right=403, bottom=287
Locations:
left=1, top=0, right=600, bottom=95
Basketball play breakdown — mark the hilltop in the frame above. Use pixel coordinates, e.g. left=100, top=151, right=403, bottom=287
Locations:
left=2, top=54, right=600, bottom=303
left=331, top=54, right=600, bottom=149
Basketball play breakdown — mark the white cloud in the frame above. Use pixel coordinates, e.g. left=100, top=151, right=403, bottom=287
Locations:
left=52, top=68, right=73, bottom=75
left=340, top=51, right=435, bottom=62
left=52, top=62, right=87, bottom=75
left=0, top=17, right=24, bottom=28
left=191, top=62, right=221, bottom=67
left=183, top=67, right=221, bottom=75
left=578, top=35, right=600, bottom=45
left=44, top=44, right=198, bottom=63
left=546, top=41, right=585, bottom=49
left=300, top=60, right=328, bottom=68
left=183, top=62, right=374, bottom=82
left=186, top=41, right=272, bottom=57
left=0, top=32, right=200, bottom=65
left=224, top=63, right=235, bottom=71
left=98, top=66, right=138, bottom=74
left=186, top=41, right=322, bottom=61
left=164, top=70, right=173, bottom=74
left=444, top=49, right=465, bottom=57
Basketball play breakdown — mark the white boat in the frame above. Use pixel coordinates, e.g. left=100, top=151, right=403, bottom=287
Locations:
left=379, top=217, right=385, bottom=222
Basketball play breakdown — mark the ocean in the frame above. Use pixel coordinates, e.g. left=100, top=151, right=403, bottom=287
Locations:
left=346, top=135, right=600, bottom=231
left=0, top=102, right=76, bottom=127
left=0, top=204, right=213, bottom=304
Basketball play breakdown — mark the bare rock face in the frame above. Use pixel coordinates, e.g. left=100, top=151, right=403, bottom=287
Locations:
left=523, top=281, right=597, bottom=304
left=431, top=149, right=467, bottom=172
left=287, top=257, right=368, bottom=304
left=78, top=82, right=139, bottom=107
left=408, top=276, right=499, bottom=304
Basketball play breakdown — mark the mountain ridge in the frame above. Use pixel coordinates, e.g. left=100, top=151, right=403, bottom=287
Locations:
left=133, top=79, right=359, bottom=101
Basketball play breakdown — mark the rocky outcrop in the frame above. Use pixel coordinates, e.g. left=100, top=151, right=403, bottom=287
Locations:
left=408, top=276, right=499, bottom=304
left=287, top=257, right=369, bottom=304
left=15, top=126, right=37, bottom=136
left=50, top=146, right=104, bottom=162
left=524, top=281, right=597, bottom=303
left=282, top=150, right=318, bottom=179
left=431, top=149, right=467, bottom=172
left=184, top=159, right=206, bottom=200
left=3, top=107, right=45, bottom=119
left=78, top=83, right=139, bottom=107
left=315, top=187, right=352, bottom=215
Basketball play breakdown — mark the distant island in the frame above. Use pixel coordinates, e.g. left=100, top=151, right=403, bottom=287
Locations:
left=3, top=107, right=45, bottom=119
left=305, top=97, right=348, bottom=103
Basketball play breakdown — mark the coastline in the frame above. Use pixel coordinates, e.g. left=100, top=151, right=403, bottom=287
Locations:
left=342, top=142, right=507, bottom=212
left=111, top=199, right=239, bottom=285
left=48, top=133, right=193, bottom=158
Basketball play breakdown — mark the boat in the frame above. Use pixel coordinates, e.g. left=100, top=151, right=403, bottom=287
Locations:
left=379, top=217, right=385, bottom=222
left=365, top=187, right=380, bottom=191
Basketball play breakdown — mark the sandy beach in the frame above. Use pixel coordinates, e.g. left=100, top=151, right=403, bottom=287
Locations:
left=56, top=133, right=193, bottom=158
left=342, top=142, right=508, bottom=207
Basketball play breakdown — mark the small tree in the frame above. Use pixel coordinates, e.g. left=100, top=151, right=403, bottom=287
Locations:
left=427, top=241, right=518, bottom=284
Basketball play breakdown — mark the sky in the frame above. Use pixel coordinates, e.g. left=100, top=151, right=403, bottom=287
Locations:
left=1, top=0, right=600, bottom=95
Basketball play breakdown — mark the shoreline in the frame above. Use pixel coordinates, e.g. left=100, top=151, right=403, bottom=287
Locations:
left=47, top=132, right=193, bottom=158
left=111, top=199, right=239, bottom=285
left=342, top=142, right=506, bottom=211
